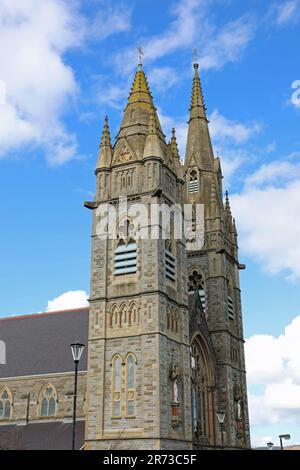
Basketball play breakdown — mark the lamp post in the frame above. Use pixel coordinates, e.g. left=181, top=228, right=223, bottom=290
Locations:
left=279, top=434, right=290, bottom=451
left=217, top=411, right=226, bottom=449
left=70, top=342, right=85, bottom=451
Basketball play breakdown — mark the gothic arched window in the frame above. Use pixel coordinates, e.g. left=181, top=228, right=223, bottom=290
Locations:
left=188, top=270, right=206, bottom=313
left=190, top=337, right=215, bottom=442
left=126, top=354, right=136, bottom=417
left=0, top=387, right=12, bottom=420
left=112, top=355, right=122, bottom=417
left=189, top=170, right=199, bottom=193
left=39, top=384, right=57, bottom=417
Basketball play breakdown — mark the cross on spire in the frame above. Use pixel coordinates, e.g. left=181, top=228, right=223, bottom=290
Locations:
left=138, top=46, right=143, bottom=66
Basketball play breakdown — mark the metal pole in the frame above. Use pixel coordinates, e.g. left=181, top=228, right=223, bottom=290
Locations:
left=72, top=360, right=79, bottom=451
left=221, top=423, right=224, bottom=449
left=280, top=436, right=283, bottom=451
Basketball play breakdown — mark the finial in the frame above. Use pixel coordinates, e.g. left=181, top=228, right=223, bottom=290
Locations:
left=225, top=190, right=232, bottom=212
left=170, top=127, right=180, bottom=160
left=138, top=46, right=143, bottom=69
left=100, top=115, right=111, bottom=148
left=193, top=48, right=199, bottom=69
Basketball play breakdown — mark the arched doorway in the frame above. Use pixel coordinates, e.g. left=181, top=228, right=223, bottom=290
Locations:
left=190, top=334, right=216, bottom=446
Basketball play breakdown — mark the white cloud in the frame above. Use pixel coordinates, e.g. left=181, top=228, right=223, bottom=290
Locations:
left=201, top=16, right=255, bottom=71
left=157, top=108, right=260, bottom=181
left=0, top=0, right=132, bottom=164
left=0, top=0, right=84, bottom=163
left=209, top=110, right=261, bottom=144
left=148, top=67, right=180, bottom=92
left=115, top=0, right=255, bottom=74
left=251, top=435, right=275, bottom=448
left=157, top=108, right=188, bottom=159
left=89, top=2, right=131, bottom=40
left=270, top=0, right=300, bottom=26
left=95, top=79, right=130, bottom=110
left=245, top=160, right=300, bottom=188
left=232, top=164, right=300, bottom=279
left=219, top=154, right=244, bottom=182
left=47, top=290, right=89, bottom=311
left=246, top=316, right=300, bottom=428
left=208, top=110, right=261, bottom=184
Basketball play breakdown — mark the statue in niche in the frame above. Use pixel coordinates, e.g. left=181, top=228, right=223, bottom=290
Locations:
left=234, top=382, right=243, bottom=421
left=237, top=397, right=243, bottom=420
left=169, top=354, right=180, bottom=404
left=173, top=379, right=179, bottom=403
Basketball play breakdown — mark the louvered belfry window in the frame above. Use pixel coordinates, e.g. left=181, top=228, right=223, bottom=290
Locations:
left=189, top=170, right=199, bottom=193
left=114, top=219, right=137, bottom=276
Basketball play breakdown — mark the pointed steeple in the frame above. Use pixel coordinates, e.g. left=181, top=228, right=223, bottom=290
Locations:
left=114, top=63, right=166, bottom=155
left=170, top=128, right=183, bottom=178
left=185, top=55, right=214, bottom=171
left=225, top=191, right=233, bottom=228
left=189, top=62, right=207, bottom=121
left=127, top=63, right=153, bottom=109
left=170, top=128, right=180, bottom=160
left=96, top=116, right=112, bottom=170
left=143, top=108, right=164, bottom=159
left=225, top=191, right=232, bottom=215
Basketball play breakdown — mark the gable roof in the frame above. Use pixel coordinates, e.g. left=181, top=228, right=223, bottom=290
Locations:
left=0, top=308, right=89, bottom=378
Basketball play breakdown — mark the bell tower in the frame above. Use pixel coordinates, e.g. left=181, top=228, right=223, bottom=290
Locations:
left=84, top=62, right=193, bottom=450
left=184, top=58, right=251, bottom=448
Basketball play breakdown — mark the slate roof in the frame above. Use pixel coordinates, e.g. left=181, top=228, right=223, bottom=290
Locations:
left=0, top=308, right=89, bottom=378
left=0, top=420, right=85, bottom=450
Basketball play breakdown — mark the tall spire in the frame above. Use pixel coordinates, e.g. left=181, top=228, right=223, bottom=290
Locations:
left=115, top=61, right=165, bottom=151
left=96, top=116, right=112, bottom=170
left=185, top=52, right=214, bottom=171
left=189, top=61, right=207, bottom=121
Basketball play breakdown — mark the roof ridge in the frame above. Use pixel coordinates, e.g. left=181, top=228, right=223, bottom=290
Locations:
left=0, top=307, right=89, bottom=322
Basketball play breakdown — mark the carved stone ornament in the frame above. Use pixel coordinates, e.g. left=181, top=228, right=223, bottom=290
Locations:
left=169, top=359, right=180, bottom=381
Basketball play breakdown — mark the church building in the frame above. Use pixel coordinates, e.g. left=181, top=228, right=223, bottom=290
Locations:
left=0, top=57, right=250, bottom=450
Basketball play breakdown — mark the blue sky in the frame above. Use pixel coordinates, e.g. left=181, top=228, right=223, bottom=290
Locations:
left=0, top=0, right=300, bottom=448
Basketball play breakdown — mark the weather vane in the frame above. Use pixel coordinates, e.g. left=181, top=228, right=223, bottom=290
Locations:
left=194, top=48, right=198, bottom=64
left=138, top=46, right=143, bottom=65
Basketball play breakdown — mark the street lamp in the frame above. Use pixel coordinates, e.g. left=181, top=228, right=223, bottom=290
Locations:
left=70, top=342, right=85, bottom=451
left=279, top=434, right=290, bottom=451
left=217, top=411, right=226, bottom=449
left=267, top=441, right=274, bottom=450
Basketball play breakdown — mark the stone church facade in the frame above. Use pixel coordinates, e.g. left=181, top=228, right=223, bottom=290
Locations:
left=0, top=59, right=250, bottom=450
